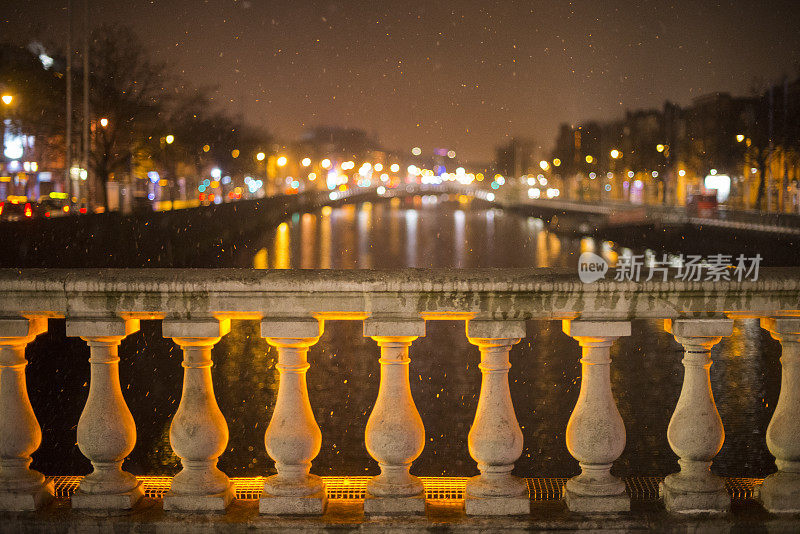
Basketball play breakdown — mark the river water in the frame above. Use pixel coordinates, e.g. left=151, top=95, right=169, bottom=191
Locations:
left=25, top=196, right=781, bottom=481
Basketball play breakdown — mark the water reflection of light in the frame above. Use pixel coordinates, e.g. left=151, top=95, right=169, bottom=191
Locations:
left=602, top=241, right=618, bottom=266
left=340, top=205, right=356, bottom=267
left=454, top=209, right=465, bottom=268
left=319, top=206, right=332, bottom=269
left=358, top=203, right=373, bottom=268
left=273, top=222, right=290, bottom=269
left=301, top=213, right=317, bottom=269
left=536, top=231, right=549, bottom=267
left=405, top=209, right=418, bottom=267
left=389, top=207, right=401, bottom=259
left=548, top=234, right=561, bottom=263
left=485, top=210, right=495, bottom=258
left=253, top=248, right=268, bottom=269
left=527, top=217, right=544, bottom=232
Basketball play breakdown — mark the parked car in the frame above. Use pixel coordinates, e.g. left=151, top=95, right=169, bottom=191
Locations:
left=36, top=196, right=71, bottom=218
left=0, top=198, right=34, bottom=221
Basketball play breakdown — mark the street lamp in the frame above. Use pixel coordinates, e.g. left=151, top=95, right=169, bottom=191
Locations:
left=610, top=149, right=621, bottom=159
left=1, top=94, right=13, bottom=187
left=256, top=152, right=266, bottom=197
left=162, top=134, right=175, bottom=205
left=277, top=156, right=287, bottom=167
left=99, top=117, right=108, bottom=128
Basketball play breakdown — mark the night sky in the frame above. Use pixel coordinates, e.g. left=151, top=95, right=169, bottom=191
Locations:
left=3, top=1, right=800, bottom=162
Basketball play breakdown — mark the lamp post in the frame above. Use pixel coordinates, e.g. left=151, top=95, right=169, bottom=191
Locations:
left=276, top=155, right=287, bottom=196
left=584, top=155, right=596, bottom=201
left=1, top=94, right=12, bottom=179
left=1, top=94, right=16, bottom=198
left=164, top=134, right=175, bottom=207
left=256, top=152, right=266, bottom=198
left=609, top=149, right=622, bottom=202
left=735, top=133, right=748, bottom=209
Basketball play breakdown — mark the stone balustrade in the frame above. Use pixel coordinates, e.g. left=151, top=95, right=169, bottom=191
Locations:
left=0, top=268, right=799, bottom=516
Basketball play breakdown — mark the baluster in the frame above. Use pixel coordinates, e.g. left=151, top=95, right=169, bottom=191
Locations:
left=260, top=318, right=326, bottom=515
left=661, top=318, right=733, bottom=514
left=0, top=317, right=52, bottom=511
left=161, top=319, right=234, bottom=512
left=562, top=320, right=631, bottom=512
left=363, top=318, right=426, bottom=515
left=759, top=317, right=800, bottom=513
left=67, top=318, right=143, bottom=510
left=464, top=320, right=529, bottom=515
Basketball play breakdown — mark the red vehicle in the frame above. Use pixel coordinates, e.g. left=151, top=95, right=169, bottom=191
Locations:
left=687, top=193, right=718, bottom=218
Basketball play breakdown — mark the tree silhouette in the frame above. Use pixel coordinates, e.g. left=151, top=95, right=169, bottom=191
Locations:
left=86, top=24, right=167, bottom=209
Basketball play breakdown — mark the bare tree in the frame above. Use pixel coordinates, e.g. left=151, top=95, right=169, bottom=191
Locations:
left=86, top=24, right=167, bottom=209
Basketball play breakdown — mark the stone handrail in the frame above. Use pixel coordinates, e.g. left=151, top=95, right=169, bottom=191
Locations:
left=0, top=268, right=799, bottom=516
left=1, top=267, right=799, bottom=319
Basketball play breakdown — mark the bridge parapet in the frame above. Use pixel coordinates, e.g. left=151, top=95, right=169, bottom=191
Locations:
left=0, top=268, right=799, bottom=516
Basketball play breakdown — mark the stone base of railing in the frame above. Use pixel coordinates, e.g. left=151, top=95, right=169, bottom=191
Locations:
left=0, top=477, right=800, bottom=533
left=563, top=488, right=630, bottom=513
left=70, top=483, right=143, bottom=511
left=464, top=493, right=530, bottom=516
left=364, top=492, right=426, bottom=515
left=2, top=475, right=798, bottom=533
left=17, top=474, right=772, bottom=503
left=259, top=489, right=327, bottom=515
left=0, top=480, right=53, bottom=512
left=659, top=479, right=731, bottom=515
left=758, top=472, right=800, bottom=513
left=162, top=483, right=236, bottom=513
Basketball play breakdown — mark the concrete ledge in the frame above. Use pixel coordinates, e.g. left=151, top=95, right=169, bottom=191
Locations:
left=759, top=472, right=800, bottom=513
left=70, top=483, right=144, bottom=511
left=660, top=481, right=730, bottom=514
left=0, top=480, right=54, bottom=512
left=162, top=483, right=235, bottom=513
left=259, top=490, right=327, bottom=515
left=364, top=492, right=426, bottom=515
left=3, top=497, right=800, bottom=533
left=564, top=488, right=630, bottom=513
left=3, top=267, right=800, bottom=323
left=465, top=493, right=530, bottom=516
